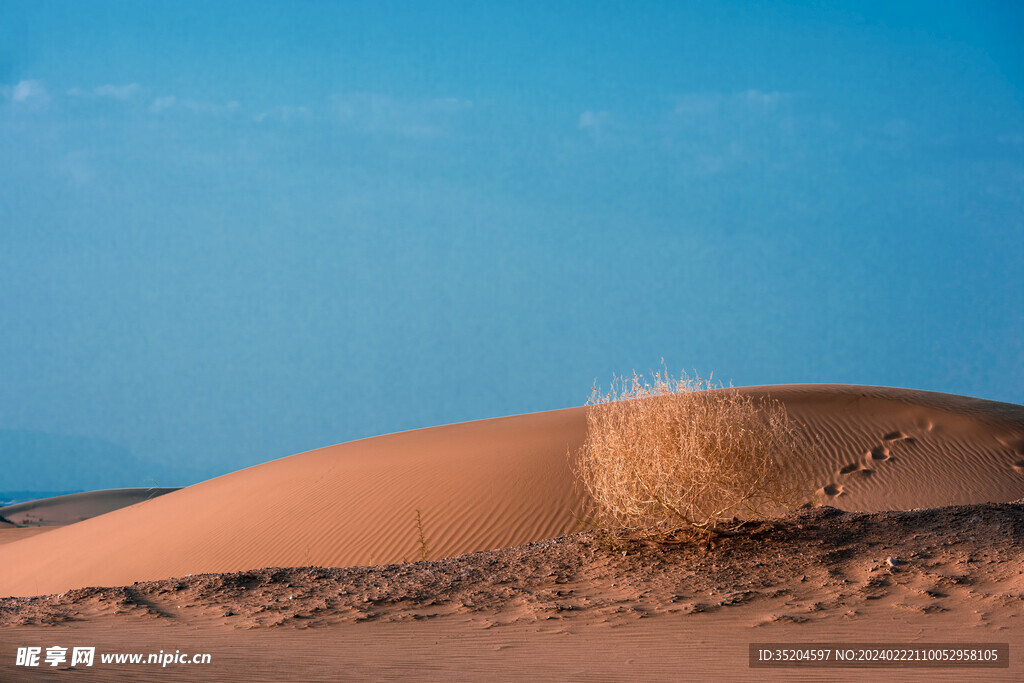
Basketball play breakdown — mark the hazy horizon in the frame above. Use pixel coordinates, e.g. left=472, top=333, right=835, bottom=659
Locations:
left=2, top=1, right=1022, bottom=490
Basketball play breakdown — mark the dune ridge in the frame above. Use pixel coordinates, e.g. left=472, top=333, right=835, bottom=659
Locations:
left=1, top=384, right=1022, bottom=599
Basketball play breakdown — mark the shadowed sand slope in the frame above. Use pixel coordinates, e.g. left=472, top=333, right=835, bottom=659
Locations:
left=1, top=385, right=1023, bottom=598
left=0, top=488, right=180, bottom=526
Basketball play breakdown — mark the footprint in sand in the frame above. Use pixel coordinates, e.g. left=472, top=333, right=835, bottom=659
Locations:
left=858, top=430, right=920, bottom=469
left=995, top=435, right=1024, bottom=452
left=912, top=418, right=936, bottom=432
left=867, top=445, right=891, bottom=462
left=883, top=431, right=916, bottom=445
left=996, top=437, right=1024, bottom=474
left=839, top=463, right=874, bottom=476
left=819, top=483, right=844, bottom=497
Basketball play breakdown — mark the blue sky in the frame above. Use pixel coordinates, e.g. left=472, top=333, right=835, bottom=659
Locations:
left=2, top=1, right=1022, bottom=489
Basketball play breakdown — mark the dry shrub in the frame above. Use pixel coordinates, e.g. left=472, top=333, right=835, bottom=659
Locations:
left=574, top=369, right=811, bottom=540
left=415, top=508, right=430, bottom=562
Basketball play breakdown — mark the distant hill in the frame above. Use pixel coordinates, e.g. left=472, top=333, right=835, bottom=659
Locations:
left=0, top=430, right=191, bottom=493
left=0, top=487, right=181, bottom=525
left=0, top=491, right=80, bottom=506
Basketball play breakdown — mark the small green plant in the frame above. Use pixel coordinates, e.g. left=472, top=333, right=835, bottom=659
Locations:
left=595, top=526, right=635, bottom=555
left=573, top=366, right=811, bottom=543
left=415, top=508, right=430, bottom=562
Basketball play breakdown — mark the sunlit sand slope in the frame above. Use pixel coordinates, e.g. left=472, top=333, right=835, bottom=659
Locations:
left=0, top=408, right=587, bottom=597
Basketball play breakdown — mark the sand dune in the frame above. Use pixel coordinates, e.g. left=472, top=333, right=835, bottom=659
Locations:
left=0, top=487, right=180, bottom=527
left=1, top=385, right=1022, bottom=599
left=0, top=488, right=177, bottom=549
left=0, top=526, right=55, bottom=546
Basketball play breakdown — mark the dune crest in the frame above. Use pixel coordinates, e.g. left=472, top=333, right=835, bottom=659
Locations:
left=1, top=385, right=1022, bottom=598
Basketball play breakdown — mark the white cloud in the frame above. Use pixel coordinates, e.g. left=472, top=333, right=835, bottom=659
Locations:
left=8, top=80, right=49, bottom=106
left=149, top=95, right=176, bottom=113
left=577, top=109, right=629, bottom=146
left=331, top=94, right=472, bottom=138
left=741, top=89, right=786, bottom=107
left=94, top=83, right=140, bottom=100
left=149, top=95, right=239, bottom=115
left=67, top=83, right=142, bottom=100
left=673, top=94, right=720, bottom=117
left=578, top=110, right=611, bottom=132
left=182, top=99, right=239, bottom=115
left=661, top=90, right=801, bottom=175
left=674, top=90, right=791, bottom=117
left=577, top=91, right=794, bottom=155
left=253, top=105, right=311, bottom=123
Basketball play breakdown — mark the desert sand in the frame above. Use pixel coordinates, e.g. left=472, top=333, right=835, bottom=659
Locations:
left=1, top=384, right=1022, bottom=680
left=0, top=488, right=179, bottom=548
left=0, top=488, right=179, bottom=528
left=0, top=526, right=56, bottom=546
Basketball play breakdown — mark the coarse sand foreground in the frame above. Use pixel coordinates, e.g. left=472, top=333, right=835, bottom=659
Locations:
left=1, top=503, right=1023, bottom=681
left=1, top=602, right=1020, bottom=682
left=1, top=385, right=1024, bottom=599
